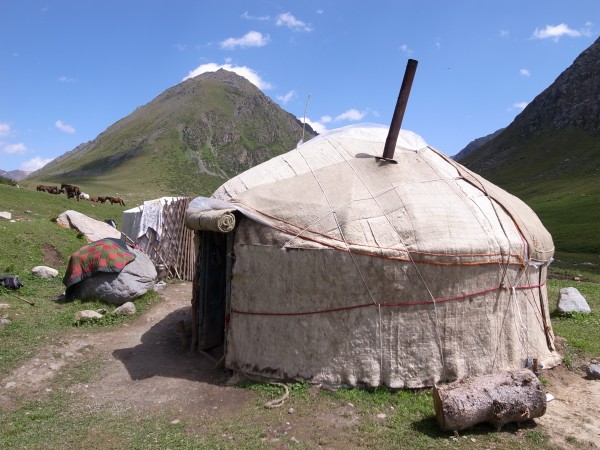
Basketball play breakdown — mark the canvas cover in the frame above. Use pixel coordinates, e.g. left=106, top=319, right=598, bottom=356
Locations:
left=187, top=124, right=560, bottom=388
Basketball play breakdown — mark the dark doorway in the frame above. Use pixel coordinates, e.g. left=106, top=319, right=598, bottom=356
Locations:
left=196, top=230, right=231, bottom=350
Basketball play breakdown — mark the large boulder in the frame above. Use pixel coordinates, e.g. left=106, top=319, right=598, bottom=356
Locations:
left=56, top=210, right=121, bottom=243
left=66, top=249, right=156, bottom=305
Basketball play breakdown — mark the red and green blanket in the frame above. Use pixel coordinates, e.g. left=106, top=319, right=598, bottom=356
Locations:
left=63, top=238, right=136, bottom=289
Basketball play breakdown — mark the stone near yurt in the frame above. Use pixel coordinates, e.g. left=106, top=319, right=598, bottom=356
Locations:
left=557, top=287, right=591, bottom=314
left=56, top=210, right=121, bottom=243
left=32, top=266, right=59, bottom=279
left=586, top=364, right=600, bottom=380
left=0, top=212, right=11, bottom=220
left=74, top=310, right=104, bottom=321
left=185, top=124, right=561, bottom=389
left=67, top=249, right=156, bottom=305
left=113, top=301, right=136, bottom=315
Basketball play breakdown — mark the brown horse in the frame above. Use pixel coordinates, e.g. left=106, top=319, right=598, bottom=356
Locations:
left=60, top=183, right=81, bottom=201
left=37, top=184, right=59, bottom=193
left=107, top=196, right=125, bottom=206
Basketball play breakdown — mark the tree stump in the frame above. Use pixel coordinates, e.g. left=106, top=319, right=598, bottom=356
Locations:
left=432, top=369, right=547, bottom=432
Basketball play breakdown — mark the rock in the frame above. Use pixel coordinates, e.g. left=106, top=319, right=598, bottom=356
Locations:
left=56, top=210, right=121, bottom=243
left=67, top=249, right=156, bottom=305
left=32, top=265, right=59, bottom=279
left=5, top=382, right=16, bottom=389
left=0, top=211, right=11, bottom=220
left=0, top=318, right=12, bottom=326
left=113, top=302, right=136, bottom=315
left=74, top=310, right=104, bottom=321
left=586, top=364, right=600, bottom=380
left=557, top=287, right=591, bottom=314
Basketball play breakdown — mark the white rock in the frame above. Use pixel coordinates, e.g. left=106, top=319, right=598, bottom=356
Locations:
left=113, top=302, right=136, bottom=315
left=558, top=287, right=591, bottom=314
left=74, top=310, right=104, bottom=321
left=32, top=266, right=59, bottom=279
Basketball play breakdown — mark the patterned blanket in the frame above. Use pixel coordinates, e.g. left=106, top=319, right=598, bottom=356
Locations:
left=63, top=238, right=136, bottom=289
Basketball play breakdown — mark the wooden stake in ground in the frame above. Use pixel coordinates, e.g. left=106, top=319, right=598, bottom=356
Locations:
left=433, top=369, right=547, bottom=432
left=14, top=294, right=35, bottom=306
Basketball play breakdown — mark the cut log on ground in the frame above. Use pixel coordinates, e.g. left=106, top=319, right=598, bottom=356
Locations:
left=433, top=369, right=547, bottom=432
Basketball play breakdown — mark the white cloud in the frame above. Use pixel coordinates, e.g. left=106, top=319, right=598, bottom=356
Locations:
left=519, top=68, right=530, bottom=76
left=241, top=11, right=270, bottom=21
left=276, top=13, right=312, bottom=32
left=300, top=117, right=327, bottom=134
left=55, top=120, right=75, bottom=134
left=320, top=115, right=332, bottom=124
left=3, top=143, right=26, bottom=154
left=334, top=109, right=366, bottom=122
left=399, top=44, right=413, bottom=55
left=173, top=43, right=187, bottom=52
left=58, top=75, right=77, bottom=83
left=21, top=156, right=53, bottom=171
left=277, top=90, right=296, bottom=104
left=0, top=122, right=10, bottom=137
left=500, top=29, right=510, bottom=38
left=513, top=101, right=528, bottom=110
left=182, top=63, right=273, bottom=90
left=532, top=23, right=581, bottom=41
left=220, top=31, right=270, bottom=50
left=316, top=9, right=324, bottom=15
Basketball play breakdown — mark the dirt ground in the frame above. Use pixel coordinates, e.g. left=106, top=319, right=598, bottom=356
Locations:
left=1, top=282, right=599, bottom=448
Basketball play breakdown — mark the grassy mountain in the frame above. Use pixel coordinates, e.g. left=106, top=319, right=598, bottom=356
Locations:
left=25, top=70, right=316, bottom=204
left=457, top=37, right=600, bottom=261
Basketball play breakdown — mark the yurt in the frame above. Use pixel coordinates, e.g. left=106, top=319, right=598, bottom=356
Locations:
left=185, top=124, right=561, bottom=388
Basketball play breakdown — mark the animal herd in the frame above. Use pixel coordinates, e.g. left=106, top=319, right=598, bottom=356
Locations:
left=36, top=183, right=125, bottom=206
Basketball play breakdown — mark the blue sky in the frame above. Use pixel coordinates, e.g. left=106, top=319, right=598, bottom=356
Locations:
left=1, top=1, right=598, bottom=172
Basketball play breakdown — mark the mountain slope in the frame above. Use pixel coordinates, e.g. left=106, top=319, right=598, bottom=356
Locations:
left=457, top=37, right=600, bottom=256
left=28, top=70, right=316, bottom=201
left=452, top=128, right=503, bottom=160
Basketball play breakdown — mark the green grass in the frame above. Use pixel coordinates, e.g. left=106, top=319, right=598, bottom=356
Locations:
left=0, top=391, right=202, bottom=450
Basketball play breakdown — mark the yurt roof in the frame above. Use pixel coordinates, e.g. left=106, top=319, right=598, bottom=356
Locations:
left=190, top=124, right=554, bottom=265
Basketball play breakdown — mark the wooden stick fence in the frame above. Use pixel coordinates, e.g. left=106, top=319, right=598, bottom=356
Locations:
left=137, top=197, right=197, bottom=281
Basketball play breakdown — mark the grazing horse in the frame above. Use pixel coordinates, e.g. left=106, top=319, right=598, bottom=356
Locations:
left=60, top=183, right=81, bottom=201
left=107, top=196, right=125, bottom=206
left=37, top=185, right=59, bottom=193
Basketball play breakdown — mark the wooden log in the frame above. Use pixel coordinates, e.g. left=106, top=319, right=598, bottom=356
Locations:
left=432, top=369, right=546, bottom=432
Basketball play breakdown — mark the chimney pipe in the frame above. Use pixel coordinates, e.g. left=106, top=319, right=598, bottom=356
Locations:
left=380, top=59, right=418, bottom=162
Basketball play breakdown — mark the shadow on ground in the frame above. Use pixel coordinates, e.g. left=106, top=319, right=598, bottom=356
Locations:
left=112, top=305, right=229, bottom=385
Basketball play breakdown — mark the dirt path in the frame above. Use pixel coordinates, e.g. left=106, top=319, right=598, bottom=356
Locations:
left=2, top=282, right=599, bottom=448
left=0, top=282, right=253, bottom=419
